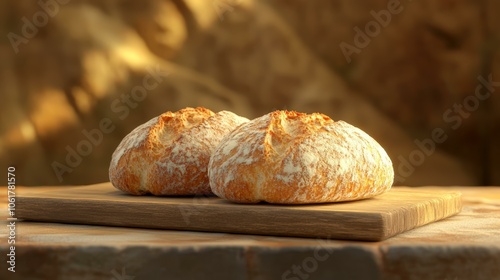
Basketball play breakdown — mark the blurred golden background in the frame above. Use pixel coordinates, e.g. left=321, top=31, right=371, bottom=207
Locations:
left=0, top=0, right=499, bottom=186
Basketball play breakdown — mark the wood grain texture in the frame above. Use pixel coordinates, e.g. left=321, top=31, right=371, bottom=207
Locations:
left=16, top=182, right=462, bottom=241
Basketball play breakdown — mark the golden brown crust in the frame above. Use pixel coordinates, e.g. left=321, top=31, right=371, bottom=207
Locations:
left=208, top=110, right=394, bottom=204
left=109, top=107, right=249, bottom=195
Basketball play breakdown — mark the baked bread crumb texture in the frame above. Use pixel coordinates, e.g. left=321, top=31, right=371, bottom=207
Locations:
left=109, top=107, right=394, bottom=204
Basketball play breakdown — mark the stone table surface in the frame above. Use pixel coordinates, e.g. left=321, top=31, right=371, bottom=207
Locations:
left=1, top=186, right=499, bottom=280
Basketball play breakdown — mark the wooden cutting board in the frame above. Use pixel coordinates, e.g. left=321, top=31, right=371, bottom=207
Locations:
left=16, top=182, right=462, bottom=241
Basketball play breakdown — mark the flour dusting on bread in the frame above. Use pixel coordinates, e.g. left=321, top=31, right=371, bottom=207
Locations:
left=208, top=110, right=394, bottom=204
left=110, top=116, right=158, bottom=170
left=109, top=107, right=249, bottom=195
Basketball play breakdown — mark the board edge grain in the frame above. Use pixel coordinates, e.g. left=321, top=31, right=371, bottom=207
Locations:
left=380, top=191, right=462, bottom=239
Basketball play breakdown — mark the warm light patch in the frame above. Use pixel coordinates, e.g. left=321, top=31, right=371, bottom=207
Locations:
left=72, top=87, right=93, bottom=115
left=1, top=118, right=38, bottom=151
left=185, top=0, right=255, bottom=29
left=30, top=88, right=80, bottom=139
left=19, top=119, right=36, bottom=143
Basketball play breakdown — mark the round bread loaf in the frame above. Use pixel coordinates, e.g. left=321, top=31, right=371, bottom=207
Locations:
left=109, top=107, right=249, bottom=195
left=208, top=110, right=394, bottom=204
